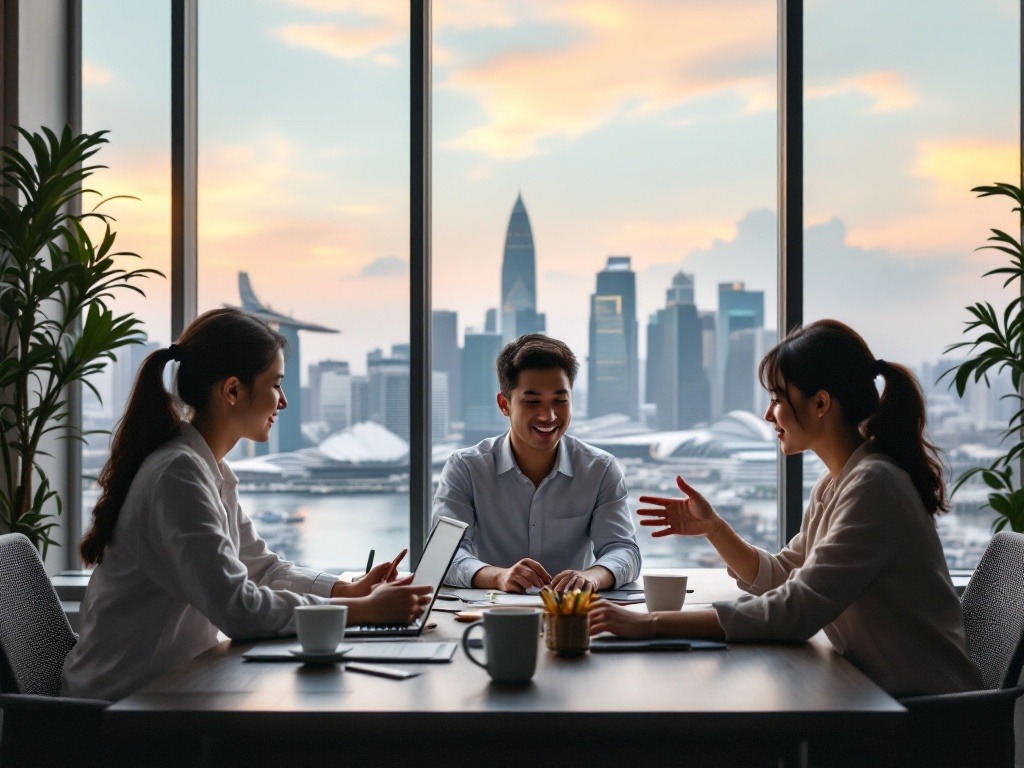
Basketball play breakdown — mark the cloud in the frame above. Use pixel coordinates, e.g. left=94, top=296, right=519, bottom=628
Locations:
left=436, top=0, right=776, bottom=159
left=276, top=23, right=404, bottom=63
left=914, top=139, right=1018, bottom=200
left=806, top=71, right=916, bottom=114
left=357, top=255, right=407, bottom=277
left=82, top=60, right=113, bottom=86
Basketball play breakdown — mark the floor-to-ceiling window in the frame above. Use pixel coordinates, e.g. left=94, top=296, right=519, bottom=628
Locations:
left=76, top=0, right=1019, bottom=573
left=805, top=0, right=1019, bottom=570
left=431, top=0, right=778, bottom=568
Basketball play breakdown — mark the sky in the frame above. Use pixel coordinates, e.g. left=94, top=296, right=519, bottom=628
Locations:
left=79, top=0, right=1019, bottom=393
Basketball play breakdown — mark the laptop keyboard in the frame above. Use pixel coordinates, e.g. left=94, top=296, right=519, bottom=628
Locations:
left=348, top=622, right=415, bottom=634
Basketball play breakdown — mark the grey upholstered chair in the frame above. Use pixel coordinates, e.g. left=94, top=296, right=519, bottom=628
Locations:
left=898, top=530, right=1024, bottom=768
left=0, top=533, right=108, bottom=767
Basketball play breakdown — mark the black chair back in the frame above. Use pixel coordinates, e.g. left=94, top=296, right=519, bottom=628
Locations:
left=960, top=530, right=1024, bottom=690
left=0, top=533, right=77, bottom=695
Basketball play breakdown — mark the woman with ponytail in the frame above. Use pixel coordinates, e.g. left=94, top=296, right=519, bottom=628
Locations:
left=63, top=309, right=431, bottom=701
left=590, top=319, right=981, bottom=697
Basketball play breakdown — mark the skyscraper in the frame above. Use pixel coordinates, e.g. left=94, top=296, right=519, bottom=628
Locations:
left=715, top=282, right=764, bottom=418
left=587, top=256, right=638, bottom=419
left=314, top=360, right=352, bottom=433
left=500, top=193, right=545, bottom=343
left=646, top=272, right=710, bottom=430
left=723, top=328, right=777, bottom=415
left=462, top=330, right=504, bottom=445
left=367, top=346, right=410, bottom=440
left=231, top=271, right=338, bottom=454
left=432, top=310, right=461, bottom=422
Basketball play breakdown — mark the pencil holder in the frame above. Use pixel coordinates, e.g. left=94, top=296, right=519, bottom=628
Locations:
left=544, top=612, right=590, bottom=657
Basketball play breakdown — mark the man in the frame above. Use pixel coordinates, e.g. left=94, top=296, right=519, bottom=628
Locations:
left=433, top=334, right=641, bottom=592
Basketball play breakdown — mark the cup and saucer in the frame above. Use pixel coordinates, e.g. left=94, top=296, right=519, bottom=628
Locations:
left=289, top=645, right=353, bottom=665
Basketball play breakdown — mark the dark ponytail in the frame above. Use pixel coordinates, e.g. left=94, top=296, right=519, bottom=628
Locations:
left=758, top=319, right=947, bottom=518
left=80, top=308, right=286, bottom=565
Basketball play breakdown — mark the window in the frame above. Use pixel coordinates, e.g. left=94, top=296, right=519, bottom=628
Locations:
left=805, top=0, right=1019, bottom=569
left=80, top=1, right=171, bottom=542
left=432, top=0, right=778, bottom=568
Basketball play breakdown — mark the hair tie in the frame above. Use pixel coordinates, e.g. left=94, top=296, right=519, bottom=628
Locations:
left=873, top=358, right=886, bottom=377
left=168, top=343, right=182, bottom=362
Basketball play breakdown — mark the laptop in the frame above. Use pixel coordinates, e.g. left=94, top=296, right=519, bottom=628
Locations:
left=344, top=515, right=468, bottom=638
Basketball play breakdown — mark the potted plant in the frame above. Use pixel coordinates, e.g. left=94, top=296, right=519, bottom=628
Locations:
left=0, top=125, right=160, bottom=555
left=943, top=182, right=1024, bottom=534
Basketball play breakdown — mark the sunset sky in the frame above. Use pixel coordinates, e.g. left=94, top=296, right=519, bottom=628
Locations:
left=81, top=0, right=1019, bottom=396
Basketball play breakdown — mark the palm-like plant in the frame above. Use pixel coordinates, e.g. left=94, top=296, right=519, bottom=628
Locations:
left=0, top=126, right=160, bottom=555
left=943, top=182, right=1024, bottom=534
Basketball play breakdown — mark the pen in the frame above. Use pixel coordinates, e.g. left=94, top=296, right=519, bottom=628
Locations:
left=365, top=549, right=375, bottom=575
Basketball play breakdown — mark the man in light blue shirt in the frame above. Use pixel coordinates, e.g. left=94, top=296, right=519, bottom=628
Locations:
left=433, top=334, right=641, bottom=592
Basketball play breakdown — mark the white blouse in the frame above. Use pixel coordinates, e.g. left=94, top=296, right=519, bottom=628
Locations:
left=714, top=444, right=982, bottom=697
left=62, top=423, right=337, bottom=701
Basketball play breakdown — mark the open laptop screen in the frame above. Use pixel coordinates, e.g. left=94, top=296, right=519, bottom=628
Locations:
left=413, top=516, right=467, bottom=593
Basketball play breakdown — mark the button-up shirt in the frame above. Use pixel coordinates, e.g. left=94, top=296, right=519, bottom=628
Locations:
left=432, top=432, right=641, bottom=588
left=62, top=423, right=337, bottom=701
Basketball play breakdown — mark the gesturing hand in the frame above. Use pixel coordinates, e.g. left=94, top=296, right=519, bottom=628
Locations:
left=498, top=558, right=552, bottom=593
left=365, top=575, right=433, bottom=624
left=637, top=476, right=723, bottom=539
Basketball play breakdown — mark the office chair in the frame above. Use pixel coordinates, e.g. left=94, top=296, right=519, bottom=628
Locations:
left=898, top=530, right=1024, bottom=768
left=0, top=533, right=108, bottom=768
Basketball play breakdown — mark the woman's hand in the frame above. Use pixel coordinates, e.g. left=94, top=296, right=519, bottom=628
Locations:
left=588, top=600, right=655, bottom=638
left=637, top=476, right=723, bottom=539
left=333, top=561, right=399, bottom=598
left=361, top=575, right=433, bottom=624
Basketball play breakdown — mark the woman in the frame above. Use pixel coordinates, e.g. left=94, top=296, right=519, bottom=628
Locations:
left=589, top=319, right=981, bottom=697
left=63, top=309, right=431, bottom=701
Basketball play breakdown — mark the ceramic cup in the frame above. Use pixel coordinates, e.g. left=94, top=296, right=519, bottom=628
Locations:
left=461, top=607, right=541, bottom=684
left=643, top=574, right=689, bottom=612
left=294, top=604, right=348, bottom=653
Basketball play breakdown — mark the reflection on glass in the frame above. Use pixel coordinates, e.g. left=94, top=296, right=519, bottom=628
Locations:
left=805, top=1, right=1018, bottom=569
left=433, top=1, right=779, bottom=568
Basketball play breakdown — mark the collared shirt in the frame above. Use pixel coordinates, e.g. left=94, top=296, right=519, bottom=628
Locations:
left=432, top=432, right=641, bottom=588
left=713, top=443, right=982, bottom=697
left=62, top=423, right=337, bottom=701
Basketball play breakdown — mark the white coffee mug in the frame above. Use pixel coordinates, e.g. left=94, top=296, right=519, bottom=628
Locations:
left=461, top=607, right=541, bottom=684
left=294, top=604, right=348, bottom=653
left=644, top=574, right=689, bottom=612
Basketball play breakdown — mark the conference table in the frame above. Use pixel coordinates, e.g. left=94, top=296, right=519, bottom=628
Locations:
left=103, top=570, right=906, bottom=767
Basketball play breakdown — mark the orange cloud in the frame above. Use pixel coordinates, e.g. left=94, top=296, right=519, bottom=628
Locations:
left=436, top=0, right=776, bottom=159
left=276, top=23, right=403, bottom=63
left=806, top=71, right=917, bottom=114
left=914, top=139, right=1018, bottom=200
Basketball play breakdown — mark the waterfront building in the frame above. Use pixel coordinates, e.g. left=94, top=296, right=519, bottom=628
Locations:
left=433, top=310, right=461, bottom=422
left=715, top=282, right=764, bottom=419
left=462, top=329, right=504, bottom=444
left=367, top=347, right=410, bottom=441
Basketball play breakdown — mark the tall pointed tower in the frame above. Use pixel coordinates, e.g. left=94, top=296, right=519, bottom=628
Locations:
left=500, top=193, right=544, bottom=343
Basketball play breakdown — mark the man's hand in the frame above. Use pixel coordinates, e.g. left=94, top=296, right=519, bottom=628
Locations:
left=549, top=569, right=603, bottom=593
left=497, top=558, right=552, bottom=593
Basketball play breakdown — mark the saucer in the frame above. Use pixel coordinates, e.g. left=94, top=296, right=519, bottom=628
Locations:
left=289, top=645, right=353, bottom=665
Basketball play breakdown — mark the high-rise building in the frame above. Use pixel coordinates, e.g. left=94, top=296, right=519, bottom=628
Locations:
left=367, top=349, right=410, bottom=440
left=715, top=282, right=764, bottom=418
left=646, top=272, right=711, bottom=430
left=433, top=310, right=461, bottom=422
left=500, top=193, right=545, bottom=343
left=313, top=360, right=352, bottom=433
left=230, top=271, right=338, bottom=454
left=432, top=371, right=450, bottom=441
left=462, top=330, right=504, bottom=444
left=587, top=256, right=638, bottom=419
left=723, top=328, right=777, bottom=415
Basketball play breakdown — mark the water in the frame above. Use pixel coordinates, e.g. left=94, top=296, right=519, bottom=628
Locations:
left=244, top=490, right=778, bottom=573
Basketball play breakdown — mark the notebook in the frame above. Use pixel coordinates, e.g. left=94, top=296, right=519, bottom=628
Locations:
left=344, top=515, right=468, bottom=638
left=589, top=637, right=727, bottom=652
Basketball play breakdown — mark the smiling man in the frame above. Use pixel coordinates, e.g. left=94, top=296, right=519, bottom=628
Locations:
left=432, top=334, right=641, bottom=593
